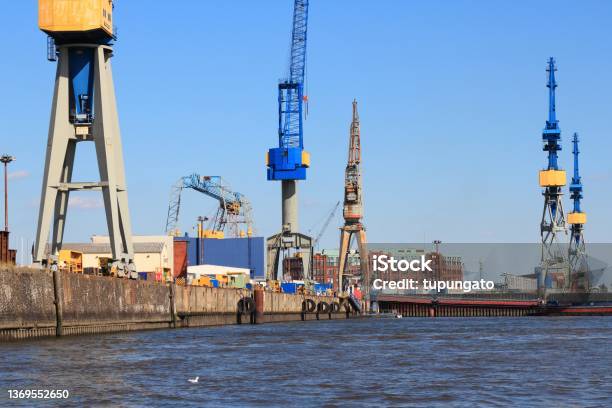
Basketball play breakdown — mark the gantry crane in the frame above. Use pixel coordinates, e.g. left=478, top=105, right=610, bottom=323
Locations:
left=538, top=58, right=568, bottom=295
left=568, top=133, right=589, bottom=290
left=338, top=100, right=369, bottom=302
left=165, top=175, right=254, bottom=238
left=33, top=0, right=137, bottom=278
left=265, top=0, right=313, bottom=281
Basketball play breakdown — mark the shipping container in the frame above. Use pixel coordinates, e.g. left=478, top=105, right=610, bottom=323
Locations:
left=281, top=282, right=297, bottom=294
left=227, top=273, right=248, bottom=289
left=138, top=272, right=148, bottom=281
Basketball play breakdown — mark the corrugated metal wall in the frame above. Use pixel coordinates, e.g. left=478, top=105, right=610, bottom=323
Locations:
left=173, top=240, right=188, bottom=278
left=174, top=236, right=265, bottom=278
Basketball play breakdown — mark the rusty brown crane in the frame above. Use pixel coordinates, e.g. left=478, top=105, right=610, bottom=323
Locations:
left=338, top=100, right=369, bottom=308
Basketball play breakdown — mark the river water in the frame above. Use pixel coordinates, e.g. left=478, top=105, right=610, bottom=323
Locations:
left=1, top=317, right=611, bottom=407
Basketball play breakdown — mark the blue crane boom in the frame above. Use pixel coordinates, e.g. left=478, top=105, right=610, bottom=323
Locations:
left=544, top=57, right=561, bottom=171
left=165, top=175, right=254, bottom=237
left=267, top=0, right=310, bottom=181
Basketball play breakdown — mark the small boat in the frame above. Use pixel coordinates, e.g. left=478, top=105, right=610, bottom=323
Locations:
left=395, top=313, right=402, bottom=319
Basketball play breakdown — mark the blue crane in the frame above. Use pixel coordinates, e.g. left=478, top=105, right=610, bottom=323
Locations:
left=538, top=57, right=568, bottom=295
left=165, top=175, right=254, bottom=238
left=569, top=133, right=583, bottom=216
left=265, top=0, right=313, bottom=282
left=568, top=132, right=586, bottom=243
left=267, top=0, right=310, bottom=181
left=568, top=132, right=588, bottom=289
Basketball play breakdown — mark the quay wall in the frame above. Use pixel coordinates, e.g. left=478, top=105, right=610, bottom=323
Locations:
left=0, top=267, right=349, bottom=341
left=0, top=268, right=56, bottom=332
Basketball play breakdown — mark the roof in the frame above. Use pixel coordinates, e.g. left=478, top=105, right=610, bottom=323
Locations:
left=46, top=242, right=165, bottom=255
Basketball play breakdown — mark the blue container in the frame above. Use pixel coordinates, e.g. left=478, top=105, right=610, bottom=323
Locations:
left=138, top=272, right=148, bottom=281
left=175, top=235, right=265, bottom=279
left=246, top=283, right=252, bottom=290
left=210, top=279, right=219, bottom=288
left=281, top=282, right=297, bottom=294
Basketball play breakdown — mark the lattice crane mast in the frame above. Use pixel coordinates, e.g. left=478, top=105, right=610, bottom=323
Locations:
left=338, top=100, right=369, bottom=304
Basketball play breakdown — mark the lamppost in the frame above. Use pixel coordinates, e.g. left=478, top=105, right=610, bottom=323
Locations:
left=197, top=216, right=209, bottom=264
left=0, top=155, right=15, bottom=232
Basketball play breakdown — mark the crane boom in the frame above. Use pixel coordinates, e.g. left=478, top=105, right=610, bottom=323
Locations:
left=282, top=0, right=308, bottom=148
left=312, top=201, right=340, bottom=248
left=165, top=174, right=254, bottom=237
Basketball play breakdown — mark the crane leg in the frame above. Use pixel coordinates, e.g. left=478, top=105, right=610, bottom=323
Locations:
left=337, top=228, right=351, bottom=294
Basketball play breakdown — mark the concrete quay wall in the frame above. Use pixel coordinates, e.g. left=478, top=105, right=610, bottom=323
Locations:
left=0, top=267, right=350, bottom=341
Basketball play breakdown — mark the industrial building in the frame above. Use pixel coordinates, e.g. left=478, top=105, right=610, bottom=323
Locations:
left=48, top=235, right=174, bottom=278
left=503, top=273, right=538, bottom=292
left=0, top=231, right=16, bottom=265
left=369, top=246, right=464, bottom=291
left=312, top=249, right=360, bottom=285
left=174, top=235, right=265, bottom=280
left=186, top=264, right=251, bottom=288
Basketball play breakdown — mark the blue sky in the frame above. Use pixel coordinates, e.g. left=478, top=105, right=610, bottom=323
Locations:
left=2, top=1, right=612, bottom=262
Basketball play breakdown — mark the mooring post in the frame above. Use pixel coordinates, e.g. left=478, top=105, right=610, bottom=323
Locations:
left=52, top=269, right=63, bottom=337
left=254, top=288, right=264, bottom=324
left=169, top=284, right=177, bottom=328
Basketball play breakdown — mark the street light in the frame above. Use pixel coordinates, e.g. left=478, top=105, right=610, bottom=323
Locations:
left=197, top=216, right=209, bottom=264
left=0, top=154, right=15, bottom=232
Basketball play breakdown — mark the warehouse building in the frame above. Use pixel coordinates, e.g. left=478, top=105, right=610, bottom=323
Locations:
left=51, top=235, right=174, bottom=277
left=173, top=235, right=265, bottom=279
left=312, top=249, right=361, bottom=285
